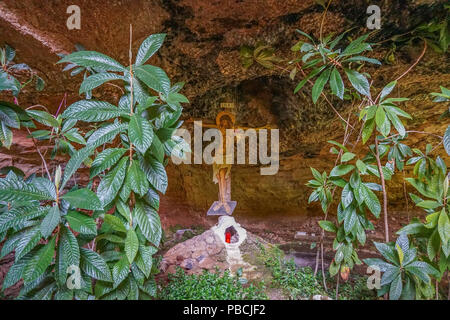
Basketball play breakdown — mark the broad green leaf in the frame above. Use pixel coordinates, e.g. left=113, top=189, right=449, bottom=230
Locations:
left=396, top=244, right=404, bottom=265
left=383, top=105, right=412, bottom=119
left=361, top=184, right=381, bottom=218
left=143, top=187, right=160, bottom=210
left=65, top=211, right=97, bottom=236
left=86, top=122, right=127, bottom=149
left=389, top=274, right=403, bottom=300
left=134, top=201, right=162, bottom=247
left=356, top=159, right=367, bottom=174
left=135, top=245, right=156, bottom=278
left=379, top=81, right=397, bottom=102
left=344, top=208, right=357, bottom=233
left=0, top=178, right=53, bottom=202
left=135, top=34, right=166, bottom=66
left=329, top=67, right=344, bottom=99
left=438, top=208, right=449, bottom=244
left=374, top=242, right=398, bottom=265
left=405, top=261, right=438, bottom=283
left=58, top=51, right=126, bottom=72
left=416, top=200, right=441, bottom=210
left=96, top=234, right=125, bottom=244
left=444, top=125, right=450, bottom=156
left=385, top=110, right=405, bottom=136
left=327, top=140, right=349, bottom=153
left=0, top=207, right=46, bottom=233
left=148, top=133, right=164, bottom=163
left=60, top=146, right=93, bottom=190
left=345, top=56, right=381, bottom=65
left=14, top=227, right=42, bottom=262
left=330, top=164, right=354, bottom=177
left=115, top=199, right=132, bottom=223
left=134, top=65, right=170, bottom=94
left=97, top=157, right=128, bottom=206
left=57, top=226, right=80, bottom=285
left=104, top=214, right=127, bottom=233
left=345, top=69, right=371, bottom=97
left=40, top=205, right=60, bottom=238
left=132, top=78, right=151, bottom=105
left=0, top=122, right=12, bottom=148
left=63, top=100, right=127, bottom=122
left=127, top=161, right=149, bottom=196
left=24, top=237, right=56, bottom=283
left=139, top=154, right=168, bottom=194
left=129, top=114, right=154, bottom=154
left=125, top=229, right=139, bottom=264
left=79, top=73, right=125, bottom=94
left=0, top=105, right=20, bottom=128
left=2, top=254, right=31, bottom=290
left=341, top=152, right=355, bottom=162
left=63, top=129, right=86, bottom=145
left=90, top=148, right=127, bottom=178
left=311, top=68, right=331, bottom=104
left=112, top=256, right=130, bottom=288
left=80, top=248, right=112, bottom=282
left=26, top=110, right=59, bottom=128
left=362, top=118, right=375, bottom=144
left=62, top=188, right=102, bottom=210
left=341, top=183, right=354, bottom=208
left=294, top=65, right=326, bottom=94
left=363, top=258, right=393, bottom=272
left=375, top=106, right=387, bottom=134
left=318, top=220, right=337, bottom=233
left=295, top=29, right=315, bottom=43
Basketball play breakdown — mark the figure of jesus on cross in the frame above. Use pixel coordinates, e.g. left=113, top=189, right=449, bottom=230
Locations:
left=188, top=106, right=270, bottom=216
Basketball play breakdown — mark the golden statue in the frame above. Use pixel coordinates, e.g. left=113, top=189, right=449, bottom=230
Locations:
left=187, top=108, right=271, bottom=216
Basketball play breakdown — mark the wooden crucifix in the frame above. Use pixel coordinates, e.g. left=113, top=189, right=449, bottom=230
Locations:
left=187, top=108, right=270, bottom=216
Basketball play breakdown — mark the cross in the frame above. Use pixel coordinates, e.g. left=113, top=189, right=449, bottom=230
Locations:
left=186, top=108, right=270, bottom=216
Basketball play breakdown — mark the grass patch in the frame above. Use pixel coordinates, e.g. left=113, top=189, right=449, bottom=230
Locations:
left=157, top=267, right=267, bottom=300
left=258, top=244, right=376, bottom=300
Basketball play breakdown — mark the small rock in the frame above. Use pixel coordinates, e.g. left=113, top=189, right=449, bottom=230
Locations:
left=196, top=255, right=206, bottom=263
left=294, top=231, right=307, bottom=239
left=181, top=258, right=195, bottom=270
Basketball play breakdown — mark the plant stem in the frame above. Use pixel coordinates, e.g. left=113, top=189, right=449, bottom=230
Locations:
left=319, top=0, right=333, bottom=43
left=335, top=274, right=339, bottom=300
left=129, top=24, right=134, bottom=165
left=375, top=137, right=389, bottom=242
left=26, top=127, right=51, bottom=179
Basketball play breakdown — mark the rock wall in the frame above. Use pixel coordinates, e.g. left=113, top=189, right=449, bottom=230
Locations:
left=0, top=0, right=449, bottom=226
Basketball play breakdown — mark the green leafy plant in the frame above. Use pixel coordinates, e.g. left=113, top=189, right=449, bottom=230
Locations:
left=240, top=42, right=283, bottom=69
left=397, top=154, right=449, bottom=294
left=430, top=86, right=449, bottom=155
left=0, top=44, right=41, bottom=149
left=364, top=234, right=439, bottom=300
left=291, top=31, right=380, bottom=103
left=390, top=5, right=449, bottom=54
left=0, top=44, right=45, bottom=97
left=0, top=32, right=188, bottom=300
left=0, top=166, right=104, bottom=299
left=158, top=267, right=267, bottom=300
